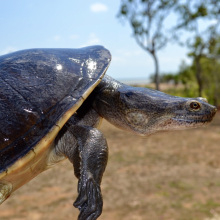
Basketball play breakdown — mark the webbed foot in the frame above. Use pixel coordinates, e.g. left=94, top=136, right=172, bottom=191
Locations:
left=74, top=177, right=103, bottom=220
left=61, top=125, right=108, bottom=220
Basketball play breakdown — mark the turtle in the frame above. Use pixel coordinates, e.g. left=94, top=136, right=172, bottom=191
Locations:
left=0, top=45, right=217, bottom=220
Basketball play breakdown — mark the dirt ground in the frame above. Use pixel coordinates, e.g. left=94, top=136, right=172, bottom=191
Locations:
left=1, top=113, right=220, bottom=220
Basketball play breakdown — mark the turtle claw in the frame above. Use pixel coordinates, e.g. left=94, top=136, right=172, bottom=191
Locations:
left=74, top=178, right=103, bottom=220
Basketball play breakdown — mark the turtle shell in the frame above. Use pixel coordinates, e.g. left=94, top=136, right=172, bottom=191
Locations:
left=0, top=45, right=111, bottom=174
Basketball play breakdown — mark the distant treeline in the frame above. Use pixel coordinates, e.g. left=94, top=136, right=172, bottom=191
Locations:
left=150, top=53, right=220, bottom=107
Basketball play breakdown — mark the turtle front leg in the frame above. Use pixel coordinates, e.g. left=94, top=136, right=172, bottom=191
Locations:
left=65, top=125, right=108, bottom=220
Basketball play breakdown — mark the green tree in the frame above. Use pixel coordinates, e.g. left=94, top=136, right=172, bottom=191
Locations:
left=173, top=0, right=220, bottom=97
left=176, top=42, right=220, bottom=106
left=118, top=0, right=177, bottom=91
left=178, top=61, right=199, bottom=98
left=187, top=36, right=207, bottom=97
left=202, top=37, right=220, bottom=106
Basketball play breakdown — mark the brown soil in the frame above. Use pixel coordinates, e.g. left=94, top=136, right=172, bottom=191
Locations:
left=1, top=113, right=220, bottom=220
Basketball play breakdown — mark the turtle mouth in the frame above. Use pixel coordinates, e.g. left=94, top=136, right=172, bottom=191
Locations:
left=172, top=114, right=215, bottom=125
left=172, top=117, right=213, bottom=123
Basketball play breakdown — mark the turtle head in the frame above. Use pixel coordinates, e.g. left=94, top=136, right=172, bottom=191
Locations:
left=93, top=81, right=217, bottom=136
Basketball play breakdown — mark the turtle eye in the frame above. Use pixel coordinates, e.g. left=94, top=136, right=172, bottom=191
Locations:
left=190, top=101, right=201, bottom=110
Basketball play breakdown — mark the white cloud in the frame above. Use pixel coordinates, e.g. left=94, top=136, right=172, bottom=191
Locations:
left=54, top=35, right=61, bottom=41
left=1, top=46, right=16, bottom=55
left=90, top=3, right=108, bottom=13
left=210, top=19, right=219, bottom=25
left=81, top=33, right=101, bottom=47
left=69, top=34, right=79, bottom=40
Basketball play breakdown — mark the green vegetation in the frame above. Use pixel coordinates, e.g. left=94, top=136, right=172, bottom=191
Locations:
left=118, top=0, right=220, bottom=103
left=149, top=46, right=220, bottom=107
left=194, top=199, right=220, bottom=215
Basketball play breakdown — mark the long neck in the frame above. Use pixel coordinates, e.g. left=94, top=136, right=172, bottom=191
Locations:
left=92, top=75, right=123, bottom=123
left=96, top=75, right=123, bottom=92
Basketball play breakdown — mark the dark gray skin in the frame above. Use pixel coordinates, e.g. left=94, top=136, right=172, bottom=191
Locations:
left=1, top=46, right=216, bottom=220
left=55, top=75, right=217, bottom=220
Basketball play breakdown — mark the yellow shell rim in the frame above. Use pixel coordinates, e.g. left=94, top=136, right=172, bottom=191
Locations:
left=0, top=64, right=109, bottom=180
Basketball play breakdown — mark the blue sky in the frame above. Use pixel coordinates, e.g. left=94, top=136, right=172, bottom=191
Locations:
left=0, top=0, right=192, bottom=81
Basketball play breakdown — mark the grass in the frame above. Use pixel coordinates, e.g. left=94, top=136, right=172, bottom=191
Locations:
left=0, top=113, right=220, bottom=220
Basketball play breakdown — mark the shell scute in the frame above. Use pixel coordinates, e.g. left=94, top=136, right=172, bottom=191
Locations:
left=0, top=46, right=111, bottom=172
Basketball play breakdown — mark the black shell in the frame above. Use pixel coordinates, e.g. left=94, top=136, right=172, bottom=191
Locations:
left=0, top=45, right=111, bottom=171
